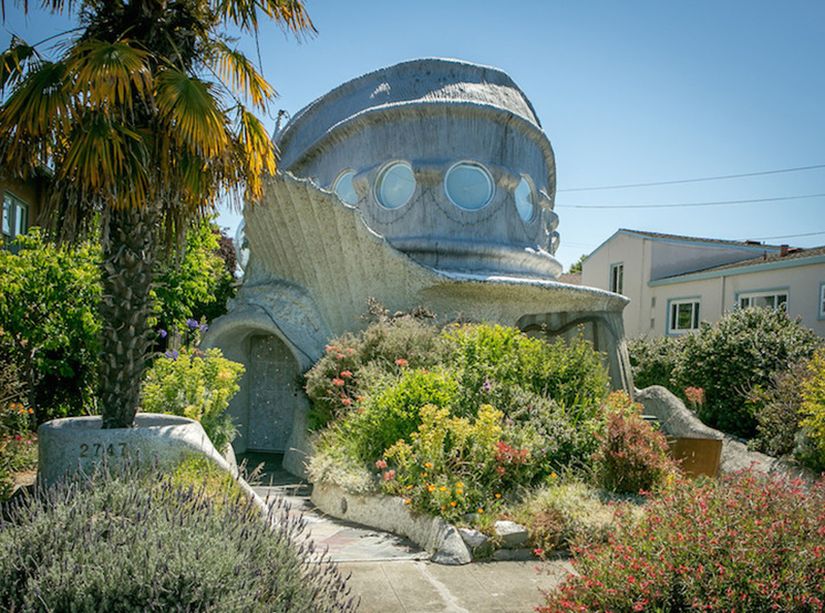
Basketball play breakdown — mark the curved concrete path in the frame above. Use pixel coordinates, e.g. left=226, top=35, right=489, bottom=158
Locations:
left=248, top=455, right=571, bottom=613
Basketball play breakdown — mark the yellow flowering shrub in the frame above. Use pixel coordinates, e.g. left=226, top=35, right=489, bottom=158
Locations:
left=381, top=404, right=539, bottom=521
left=142, top=348, right=244, bottom=450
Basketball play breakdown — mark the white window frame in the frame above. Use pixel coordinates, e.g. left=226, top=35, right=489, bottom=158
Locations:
left=609, top=262, right=624, bottom=294
left=819, top=283, right=825, bottom=320
left=667, top=298, right=701, bottom=335
left=2, top=192, right=28, bottom=242
left=738, top=289, right=788, bottom=312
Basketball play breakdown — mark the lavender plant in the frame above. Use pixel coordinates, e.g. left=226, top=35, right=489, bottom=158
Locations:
left=0, top=466, right=357, bottom=612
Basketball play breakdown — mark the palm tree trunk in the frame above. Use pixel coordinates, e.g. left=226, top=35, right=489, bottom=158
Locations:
left=99, top=205, right=158, bottom=428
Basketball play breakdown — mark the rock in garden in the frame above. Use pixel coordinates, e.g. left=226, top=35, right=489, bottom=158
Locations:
left=494, top=520, right=528, bottom=548
left=458, top=527, right=488, bottom=550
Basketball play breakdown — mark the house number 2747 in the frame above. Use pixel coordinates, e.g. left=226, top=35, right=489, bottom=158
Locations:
left=79, top=443, right=128, bottom=458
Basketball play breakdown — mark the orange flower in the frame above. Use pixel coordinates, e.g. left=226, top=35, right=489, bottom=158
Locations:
left=477, top=508, right=484, bottom=514
left=427, top=484, right=436, bottom=493
left=394, top=358, right=408, bottom=367
left=340, top=397, right=352, bottom=406
left=450, top=501, right=457, bottom=507
left=340, top=370, right=353, bottom=378
left=494, top=493, right=502, bottom=499
left=331, top=378, right=345, bottom=387
left=403, top=498, right=411, bottom=505
left=423, top=462, right=433, bottom=469
left=439, top=485, right=447, bottom=492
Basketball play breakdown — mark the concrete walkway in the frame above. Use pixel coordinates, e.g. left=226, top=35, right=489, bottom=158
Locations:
left=246, top=454, right=571, bottom=613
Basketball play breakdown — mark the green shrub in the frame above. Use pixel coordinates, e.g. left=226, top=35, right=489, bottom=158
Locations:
left=0, top=229, right=101, bottom=421
left=443, top=324, right=609, bottom=421
left=305, top=313, right=445, bottom=430
left=799, top=349, right=825, bottom=472
left=0, top=467, right=356, bottom=612
left=627, top=334, right=683, bottom=391
left=154, top=219, right=237, bottom=333
left=504, top=387, right=596, bottom=471
left=141, top=347, right=244, bottom=450
left=514, top=480, right=637, bottom=553
left=342, top=368, right=459, bottom=463
left=592, top=392, right=676, bottom=494
left=542, top=472, right=825, bottom=612
left=673, top=307, right=819, bottom=438
left=749, top=362, right=808, bottom=457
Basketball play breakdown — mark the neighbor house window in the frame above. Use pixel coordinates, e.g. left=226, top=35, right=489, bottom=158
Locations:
left=738, top=290, right=788, bottom=312
left=609, top=263, right=624, bottom=294
left=669, top=299, right=700, bottom=334
left=2, top=192, right=28, bottom=242
left=820, top=283, right=825, bottom=319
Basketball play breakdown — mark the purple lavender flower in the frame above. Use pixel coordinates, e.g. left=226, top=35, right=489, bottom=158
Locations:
left=199, top=323, right=209, bottom=333
left=482, top=380, right=492, bottom=393
left=165, top=349, right=179, bottom=360
left=158, top=329, right=168, bottom=339
left=186, top=318, right=199, bottom=330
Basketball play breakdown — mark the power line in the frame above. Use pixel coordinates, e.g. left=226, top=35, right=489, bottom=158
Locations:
left=556, top=192, right=825, bottom=209
left=738, top=230, right=825, bottom=241
left=557, top=163, right=825, bottom=192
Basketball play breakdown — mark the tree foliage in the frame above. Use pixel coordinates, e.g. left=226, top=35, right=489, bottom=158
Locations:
left=0, top=229, right=100, bottom=421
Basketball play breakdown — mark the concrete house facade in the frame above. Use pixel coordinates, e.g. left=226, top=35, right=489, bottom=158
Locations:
left=582, top=229, right=825, bottom=338
left=206, top=59, right=632, bottom=475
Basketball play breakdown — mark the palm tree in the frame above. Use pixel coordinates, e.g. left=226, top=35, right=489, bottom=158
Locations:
left=0, top=0, right=313, bottom=427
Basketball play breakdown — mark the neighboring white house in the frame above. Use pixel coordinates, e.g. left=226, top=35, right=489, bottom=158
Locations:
left=582, top=229, right=825, bottom=338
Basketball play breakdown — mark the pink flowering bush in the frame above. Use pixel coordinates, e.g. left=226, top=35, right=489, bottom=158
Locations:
left=541, top=471, right=825, bottom=612
left=592, top=392, right=677, bottom=494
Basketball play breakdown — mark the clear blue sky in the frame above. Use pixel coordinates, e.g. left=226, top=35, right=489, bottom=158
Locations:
left=3, top=1, right=824, bottom=269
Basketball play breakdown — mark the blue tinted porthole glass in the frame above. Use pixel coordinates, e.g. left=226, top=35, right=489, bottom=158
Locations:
left=234, top=220, right=250, bottom=272
left=515, top=177, right=535, bottom=222
left=445, top=162, right=493, bottom=210
left=377, top=162, right=416, bottom=209
left=333, top=170, right=358, bottom=205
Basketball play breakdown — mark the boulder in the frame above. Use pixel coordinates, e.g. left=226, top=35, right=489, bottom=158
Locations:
left=494, top=520, right=529, bottom=548
left=635, top=386, right=722, bottom=440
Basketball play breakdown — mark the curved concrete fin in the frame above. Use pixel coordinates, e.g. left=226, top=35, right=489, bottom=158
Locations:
left=243, top=173, right=441, bottom=335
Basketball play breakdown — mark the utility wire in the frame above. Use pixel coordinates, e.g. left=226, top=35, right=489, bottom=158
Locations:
left=738, top=230, right=825, bottom=241
left=556, top=192, right=825, bottom=209
left=557, top=163, right=825, bottom=192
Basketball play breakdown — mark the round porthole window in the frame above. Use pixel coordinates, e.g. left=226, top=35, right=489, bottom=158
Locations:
left=333, top=170, right=358, bottom=205
left=234, top=220, right=250, bottom=272
left=515, top=176, right=535, bottom=222
left=377, top=162, right=416, bottom=209
left=445, top=162, right=493, bottom=210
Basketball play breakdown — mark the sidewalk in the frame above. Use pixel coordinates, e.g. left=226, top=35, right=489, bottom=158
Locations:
left=249, top=456, right=571, bottom=613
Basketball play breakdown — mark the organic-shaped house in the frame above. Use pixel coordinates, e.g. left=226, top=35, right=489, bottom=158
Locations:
left=205, top=59, right=631, bottom=475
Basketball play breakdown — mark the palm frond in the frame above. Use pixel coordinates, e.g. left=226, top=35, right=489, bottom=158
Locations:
left=234, top=105, right=275, bottom=201
left=257, top=0, right=315, bottom=33
left=0, top=37, right=38, bottom=93
left=215, top=0, right=314, bottom=35
left=209, top=41, right=275, bottom=110
left=0, top=60, right=72, bottom=172
left=155, top=67, right=230, bottom=158
left=66, top=39, right=152, bottom=113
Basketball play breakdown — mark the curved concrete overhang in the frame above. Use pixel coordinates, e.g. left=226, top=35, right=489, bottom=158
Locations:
left=390, top=237, right=563, bottom=279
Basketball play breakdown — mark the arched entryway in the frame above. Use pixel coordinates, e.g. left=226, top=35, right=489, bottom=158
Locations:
left=246, top=334, right=302, bottom=452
